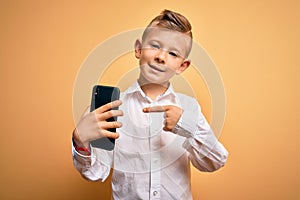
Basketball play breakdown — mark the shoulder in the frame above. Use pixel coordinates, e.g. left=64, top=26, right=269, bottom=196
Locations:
left=176, top=92, right=196, bottom=102
left=175, top=92, right=201, bottom=110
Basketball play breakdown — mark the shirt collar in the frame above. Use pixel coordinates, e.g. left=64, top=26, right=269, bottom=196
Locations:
left=124, top=80, right=176, bottom=98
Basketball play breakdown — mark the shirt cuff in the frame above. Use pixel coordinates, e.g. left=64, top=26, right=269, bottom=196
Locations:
left=72, top=138, right=94, bottom=168
left=72, top=144, right=92, bottom=158
left=172, top=109, right=196, bottom=138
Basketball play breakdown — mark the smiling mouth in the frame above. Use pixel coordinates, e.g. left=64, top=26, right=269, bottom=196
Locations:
left=149, top=64, right=165, bottom=72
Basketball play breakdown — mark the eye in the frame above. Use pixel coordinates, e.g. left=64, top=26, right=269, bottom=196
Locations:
left=151, top=44, right=160, bottom=49
left=169, top=51, right=178, bottom=57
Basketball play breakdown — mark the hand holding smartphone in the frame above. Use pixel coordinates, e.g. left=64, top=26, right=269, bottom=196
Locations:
left=90, top=85, right=120, bottom=150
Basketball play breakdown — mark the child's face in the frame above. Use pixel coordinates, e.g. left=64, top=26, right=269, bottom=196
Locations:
left=135, top=27, right=191, bottom=86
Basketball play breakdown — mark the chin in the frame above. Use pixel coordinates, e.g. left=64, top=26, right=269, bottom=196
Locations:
left=139, top=69, right=171, bottom=86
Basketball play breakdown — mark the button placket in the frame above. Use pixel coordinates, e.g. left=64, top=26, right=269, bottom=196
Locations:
left=149, top=101, right=162, bottom=200
left=150, top=143, right=161, bottom=199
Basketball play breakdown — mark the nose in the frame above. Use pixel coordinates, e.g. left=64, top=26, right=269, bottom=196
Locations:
left=154, top=50, right=166, bottom=64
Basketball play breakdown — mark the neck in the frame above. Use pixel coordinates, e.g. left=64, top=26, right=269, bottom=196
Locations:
left=137, top=78, right=169, bottom=101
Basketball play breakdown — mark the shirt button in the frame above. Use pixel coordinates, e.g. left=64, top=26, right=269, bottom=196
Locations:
left=153, top=191, right=158, bottom=196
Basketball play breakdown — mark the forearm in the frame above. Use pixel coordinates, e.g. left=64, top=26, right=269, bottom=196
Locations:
left=174, top=100, right=228, bottom=172
left=183, top=132, right=228, bottom=172
left=72, top=135, right=112, bottom=182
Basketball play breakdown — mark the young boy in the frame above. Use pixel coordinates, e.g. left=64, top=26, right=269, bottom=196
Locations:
left=72, top=9, right=228, bottom=200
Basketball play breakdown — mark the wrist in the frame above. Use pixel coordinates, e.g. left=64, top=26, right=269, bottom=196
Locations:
left=72, top=137, right=91, bottom=156
left=72, top=128, right=90, bottom=148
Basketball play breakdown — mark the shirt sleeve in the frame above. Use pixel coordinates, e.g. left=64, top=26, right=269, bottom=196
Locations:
left=72, top=140, right=113, bottom=181
left=174, top=97, right=229, bottom=172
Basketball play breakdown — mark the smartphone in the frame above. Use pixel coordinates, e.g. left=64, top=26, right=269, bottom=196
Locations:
left=90, top=85, right=120, bottom=150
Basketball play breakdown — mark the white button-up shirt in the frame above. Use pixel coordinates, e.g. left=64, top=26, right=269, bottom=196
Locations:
left=73, top=81, right=228, bottom=200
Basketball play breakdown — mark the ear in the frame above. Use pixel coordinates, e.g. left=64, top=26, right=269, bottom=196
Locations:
left=176, top=59, right=191, bottom=75
left=134, top=39, right=142, bottom=59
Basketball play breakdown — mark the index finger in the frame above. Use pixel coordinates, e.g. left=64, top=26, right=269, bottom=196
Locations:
left=143, top=106, right=167, bottom=113
left=95, top=100, right=122, bottom=114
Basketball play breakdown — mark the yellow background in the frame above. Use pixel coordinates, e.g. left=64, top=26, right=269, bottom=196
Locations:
left=1, top=0, right=299, bottom=199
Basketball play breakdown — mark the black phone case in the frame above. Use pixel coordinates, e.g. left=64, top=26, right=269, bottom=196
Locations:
left=90, top=85, right=120, bottom=150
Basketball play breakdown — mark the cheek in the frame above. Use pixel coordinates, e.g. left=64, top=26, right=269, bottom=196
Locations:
left=167, top=61, right=182, bottom=71
left=140, top=50, right=155, bottom=61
